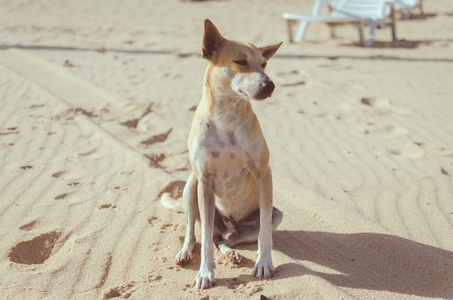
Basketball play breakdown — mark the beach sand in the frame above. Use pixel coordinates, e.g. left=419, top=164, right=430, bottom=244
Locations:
left=1, top=0, right=452, bottom=299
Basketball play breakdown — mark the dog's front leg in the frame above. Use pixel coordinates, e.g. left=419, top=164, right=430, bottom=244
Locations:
left=175, top=172, right=198, bottom=265
left=193, top=174, right=216, bottom=289
left=251, top=165, right=275, bottom=279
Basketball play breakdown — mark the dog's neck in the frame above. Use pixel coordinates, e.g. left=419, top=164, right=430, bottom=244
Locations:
left=200, top=65, right=254, bottom=132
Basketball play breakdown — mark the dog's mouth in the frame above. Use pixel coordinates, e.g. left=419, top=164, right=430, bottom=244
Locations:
left=238, top=90, right=273, bottom=101
left=253, top=93, right=272, bottom=101
left=237, top=81, right=275, bottom=101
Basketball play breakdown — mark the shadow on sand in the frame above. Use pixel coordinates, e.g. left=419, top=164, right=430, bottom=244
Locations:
left=273, top=230, right=453, bottom=298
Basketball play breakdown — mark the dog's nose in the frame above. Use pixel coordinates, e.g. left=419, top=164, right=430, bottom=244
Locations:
left=259, top=79, right=275, bottom=98
left=262, top=80, right=275, bottom=93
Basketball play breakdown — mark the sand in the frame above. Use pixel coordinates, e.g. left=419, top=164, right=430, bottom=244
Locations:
left=0, top=0, right=452, bottom=299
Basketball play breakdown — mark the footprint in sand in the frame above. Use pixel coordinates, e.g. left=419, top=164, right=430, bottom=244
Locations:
left=99, top=204, right=117, bottom=210
left=386, top=140, right=453, bottom=159
left=113, top=186, right=127, bottom=192
left=145, top=153, right=189, bottom=171
left=225, top=280, right=266, bottom=297
left=1, top=142, right=15, bottom=147
left=387, top=143, right=425, bottom=158
left=276, top=69, right=308, bottom=88
left=120, top=171, right=134, bottom=176
left=55, top=193, right=71, bottom=200
left=364, top=122, right=408, bottom=137
left=158, top=180, right=186, bottom=199
left=361, top=97, right=389, bottom=108
left=52, top=171, right=65, bottom=178
left=24, top=104, right=45, bottom=110
left=120, top=103, right=154, bottom=129
left=73, top=107, right=96, bottom=117
left=0, top=127, right=19, bottom=136
left=281, top=80, right=306, bottom=87
left=19, top=220, right=39, bottom=231
left=440, top=167, right=451, bottom=177
left=312, top=113, right=336, bottom=121
left=227, top=279, right=246, bottom=290
left=147, top=216, right=160, bottom=226
left=139, top=129, right=172, bottom=147
left=142, top=274, right=163, bottom=283
left=360, top=97, right=409, bottom=115
left=159, top=223, right=179, bottom=233
left=103, top=274, right=164, bottom=299
left=414, top=142, right=453, bottom=156
left=139, top=129, right=174, bottom=169
left=147, top=216, right=180, bottom=232
left=103, top=281, right=138, bottom=299
left=9, top=232, right=62, bottom=265
left=144, top=153, right=166, bottom=169
left=51, top=108, right=95, bottom=123
left=78, top=148, right=98, bottom=157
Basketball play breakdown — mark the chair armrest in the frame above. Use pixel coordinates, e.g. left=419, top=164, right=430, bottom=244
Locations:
left=283, top=0, right=335, bottom=19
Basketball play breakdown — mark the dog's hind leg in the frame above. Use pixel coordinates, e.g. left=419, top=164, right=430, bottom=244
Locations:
left=216, top=207, right=283, bottom=263
left=237, top=207, right=283, bottom=244
left=175, top=172, right=199, bottom=265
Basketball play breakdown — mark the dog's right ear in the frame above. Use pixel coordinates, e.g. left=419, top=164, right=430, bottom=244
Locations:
left=202, top=19, right=225, bottom=60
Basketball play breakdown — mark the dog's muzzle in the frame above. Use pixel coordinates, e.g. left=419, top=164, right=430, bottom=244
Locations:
left=255, top=78, right=275, bottom=100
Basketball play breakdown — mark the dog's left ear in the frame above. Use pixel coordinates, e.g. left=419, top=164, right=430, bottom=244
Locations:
left=203, top=19, right=225, bottom=60
left=259, top=42, right=283, bottom=60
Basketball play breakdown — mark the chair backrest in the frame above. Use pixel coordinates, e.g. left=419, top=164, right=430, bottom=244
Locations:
left=392, top=0, right=419, bottom=10
left=331, top=0, right=388, bottom=20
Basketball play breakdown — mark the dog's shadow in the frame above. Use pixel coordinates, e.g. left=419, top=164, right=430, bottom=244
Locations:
left=272, top=230, right=453, bottom=298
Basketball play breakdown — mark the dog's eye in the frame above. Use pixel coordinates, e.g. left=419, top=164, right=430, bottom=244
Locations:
left=234, top=59, right=247, bottom=66
left=261, top=62, right=267, bottom=69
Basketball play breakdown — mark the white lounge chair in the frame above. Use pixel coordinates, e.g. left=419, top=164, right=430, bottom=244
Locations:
left=392, top=0, right=423, bottom=19
left=283, top=0, right=397, bottom=47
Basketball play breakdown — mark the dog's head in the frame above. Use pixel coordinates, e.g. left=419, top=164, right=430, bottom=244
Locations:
left=202, top=19, right=282, bottom=101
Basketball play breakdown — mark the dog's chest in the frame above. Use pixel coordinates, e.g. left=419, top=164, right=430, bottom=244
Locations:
left=194, top=121, right=253, bottom=188
left=203, top=129, right=249, bottom=176
left=208, top=136, right=255, bottom=213
left=202, top=129, right=259, bottom=218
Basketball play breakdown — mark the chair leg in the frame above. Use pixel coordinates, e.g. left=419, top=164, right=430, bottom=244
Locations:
left=287, top=20, right=294, bottom=43
left=330, top=26, right=336, bottom=39
left=294, top=21, right=310, bottom=43
left=358, top=23, right=365, bottom=47
left=363, top=20, right=377, bottom=47
left=403, top=8, right=410, bottom=19
left=390, top=5, right=397, bottom=41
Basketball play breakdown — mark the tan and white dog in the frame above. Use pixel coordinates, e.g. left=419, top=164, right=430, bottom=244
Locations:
left=175, top=19, right=283, bottom=289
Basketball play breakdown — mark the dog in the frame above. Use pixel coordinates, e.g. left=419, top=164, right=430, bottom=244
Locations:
left=175, top=19, right=283, bottom=290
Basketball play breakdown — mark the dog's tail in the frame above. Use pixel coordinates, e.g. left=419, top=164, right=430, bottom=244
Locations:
left=160, top=192, right=184, bottom=213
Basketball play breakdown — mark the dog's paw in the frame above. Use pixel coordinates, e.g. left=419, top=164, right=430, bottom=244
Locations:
left=175, top=247, right=192, bottom=265
left=226, top=249, right=242, bottom=264
left=252, top=257, right=275, bottom=279
left=192, top=265, right=216, bottom=290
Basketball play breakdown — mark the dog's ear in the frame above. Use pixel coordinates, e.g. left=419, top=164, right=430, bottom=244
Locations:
left=259, top=42, right=283, bottom=60
left=202, top=19, right=225, bottom=60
